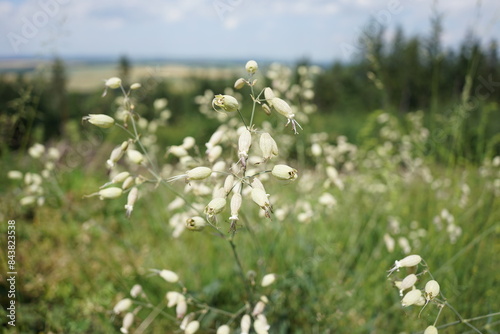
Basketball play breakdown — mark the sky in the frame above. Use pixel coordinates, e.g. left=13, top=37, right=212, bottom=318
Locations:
left=0, top=0, right=499, bottom=63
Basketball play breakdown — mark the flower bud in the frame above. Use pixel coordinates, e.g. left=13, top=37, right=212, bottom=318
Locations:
left=113, top=172, right=131, bottom=183
left=230, top=193, right=242, bottom=221
left=159, top=269, right=179, bottom=283
left=186, top=167, right=212, bottom=181
left=99, top=187, right=123, bottom=199
left=20, top=196, right=36, bottom=206
left=125, top=187, right=138, bottom=217
left=259, top=133, right=278, bottom=160
left=185, top=320, right=200, bottom=334
left=130, top=83, right=141, bottom=90
left=401, top=289, right=422, bottom=307
left=176, top=298, right=187, bottom=319
left=127, top=149, right=144, bottom=164
left=253, top=314, right=270, bottom=334
left=252, top=298, right=267, bottom=316
left=28, top=143, right=45, bottom=159
left=168, top=145, right=188, bottom=158
left=166, top=291, right=184, bottom=307
left=251, top=188, right=272, bottom=218
left=180, top=313, right=195, bottom=331
left=7, top=170, right=23, bottom=180
left=212, top=94, right=239, bottom=112
left=120, top=312, right=134, bottom=334
left=113, top=298, right=132, bottom=314
left=122, top=176, right=135, bottom=190
left=245, top=60, right=258, bottom=74
left=271, top=97, right=293, bottom=118
left=207, top=145, right=223, bottom=163
left=425, top=280, right=440, bottom=300
left=83, top=114, right=115, bottom=128
left=424, top=325, right=438, bottom=334
left=238, top=129, right=252, bottom=158
left=262, top=103, right=272, bottom=115
left=261, top=273, right=276, bottom=287
left=240, top=314, right=251, bottom=334
left=272, top=164, right=298, bottom=181
left=107, top=145, right=126, bottom=168
left=186, top=216, right=206, bottom=231
left=388, top=254, right=422, bottom=276
left=182, top=136, right=196, bottom=150
left=264, top=87, right=275, bottom=103
left=399, top=274, right=418, bottom=295
left=204, top=197, right=227, bottom=216
left=130, top=284, right=143, bottom=298
left=105, top=77, right=122, bottom=89
left=217, top=324, right=231, bottom=334
left=234, top=78, right=246, bottom=89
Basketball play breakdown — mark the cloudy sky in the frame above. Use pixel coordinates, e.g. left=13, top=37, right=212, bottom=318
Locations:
left=0, top=0, right=499, bottom=63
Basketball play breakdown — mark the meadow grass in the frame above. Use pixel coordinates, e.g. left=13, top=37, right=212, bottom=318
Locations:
left=1, top=116, right=498, bottom=333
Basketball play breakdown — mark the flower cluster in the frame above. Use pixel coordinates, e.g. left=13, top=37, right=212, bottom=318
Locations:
left=113, top=269, right=277, bottom=334
left=7, top=143, right=62, bottom=207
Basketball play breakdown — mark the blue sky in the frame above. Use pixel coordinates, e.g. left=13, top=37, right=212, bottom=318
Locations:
left=1, top=0, right=499, bottom=63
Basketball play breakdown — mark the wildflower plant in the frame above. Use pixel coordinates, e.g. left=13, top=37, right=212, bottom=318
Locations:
left=388, top=254, right=499, bottom=333
left=81, top=60, right=302, bottom=332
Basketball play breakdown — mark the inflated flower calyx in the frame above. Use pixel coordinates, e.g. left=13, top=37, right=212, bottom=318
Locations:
left=212, top=94, right=239, bottom=112
left=272, top=164, right=298, bottom=181
left=245, top=60, right=258, bottom=74
left=186, top=216, right=206, bottom=231
left=83, top=114, right=115, bottom=128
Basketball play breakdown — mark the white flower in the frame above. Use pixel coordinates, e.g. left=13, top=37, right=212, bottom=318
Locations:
left=398, top=274, right=418, bottom=296
left=130, top=284, right=143, bottom=298
left=83, top=114, right=115, bottom=128
left=251, top=188, right=272, bottom=218
left=98, top=187, right=123, bottom=199
left=125, top=187, right=139, bottom=217
left=184, top=320, right=200, bottom=334
left=261, top=273, right=276, bottom=287
left=229, top=193, right=242, bottom=221
left=270, top=97, right=302, bottom=134
left=259, top=133, right=278, bottom=160
left=181, top=136, right=196, bottom=150
left=216, top=324, right=231, bottom=334
left=130, top=83, right=141, bottom=90
left=424, top=325, right=438, bottom=334
left=264, top=87, right=275, bottom=103
left=186, top=167, right=212, bottom=181
left=234, top=78, right=246, bottom=89
left=176, top=298, right=187, bottom=319
left=113, top=298, right=132, bottom=314
left=245, top=60, right=258, bottom=74
left=166, top=291, right=184, bottom=307
left=28, top=143, right=45, bottom=158
left=401, top=289, right=422, bottom=307
left=212, top=94, right=239, bottom=113
left=186, top=216, right=206, bottom=231
left=252, top=297, right=268, bottom=316
left=238, top=128, right=252, bottom=160
left=271, top=164, right=298, bottom=181
left=253, top=314, right=270, bottom=334
left=20, top=196, right=36, bottom=206
left=387, top=254, right=422, bottom=276
left=425, top=280, right=440, bottom=300
left=120, top=312, right=134, bottom=334
left=105, top=77, right=122, bottom=89
left=240, top=314, right=251, bottom=334
left=127, top=149, right=144, bottom=164
left=7, top=170, right=23, bottom=180
left=204, top=197, right=226, bottom=217
left=159, top=269, right=179, bottom=283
